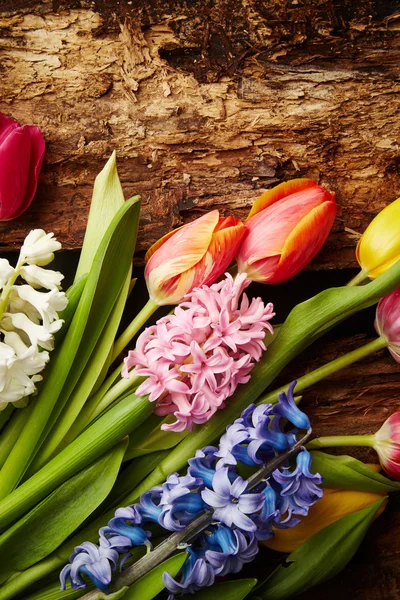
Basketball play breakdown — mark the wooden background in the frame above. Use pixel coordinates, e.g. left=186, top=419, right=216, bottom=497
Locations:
left=1, top=0, right=400, bottom=598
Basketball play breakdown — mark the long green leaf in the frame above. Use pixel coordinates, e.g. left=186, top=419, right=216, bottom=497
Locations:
left=310, top=451, right=400, bottom=493
left=31, top=267, right=133, bottom=467
left=193, top=579, right=257, bottom=599
left=0, top=393, right=152, bottom=531
left=122, top=552, right=187, bottom=600
left=0, top=439, right=127, bottom=583
left=75, top=151, right=126, bottom=282
left=256, top=498, right=386, bottom=599
left=0, top=196, right=140, bottom=498
left=121, top=259, right=400, bottom=502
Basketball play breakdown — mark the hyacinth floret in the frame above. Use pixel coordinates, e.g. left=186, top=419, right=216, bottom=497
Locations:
left=0, top=230, right=67, bottom=410
left=122, top=273, right=275, bottom=432
left=60, top=385, right=322, bottom=597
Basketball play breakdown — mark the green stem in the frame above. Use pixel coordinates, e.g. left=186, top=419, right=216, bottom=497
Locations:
left=0, top=258, right=23, bottom=320
left=111, top=298, right=159, bottom=362
left=0, top=556, right=62, bottom=600
left=347, top=269, right=369, bottom=286
left=0, top=405, right=14, bottom=432
left=0, top=407, right=33, bottom=470
left=258, top=336, right=387, bottom=405
left=307, top=434, right=376, bottom=449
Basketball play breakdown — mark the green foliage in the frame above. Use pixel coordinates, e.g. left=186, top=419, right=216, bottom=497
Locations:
left=311, top=451, right=400, bottom=493
left=0, top=440, right=127, bottom=583
left=122, top=553, right=187, bottom=600
left=255, top=498, right=386, bottom=599
left=193, top=579, right=257, bottom=599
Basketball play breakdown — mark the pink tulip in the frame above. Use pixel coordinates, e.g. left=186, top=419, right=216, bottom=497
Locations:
left=145, top=210, right=245, bottom=305
left=375, top=288, right=400, bottom=363
left=0, top=113, right=45, bottom=221
left=373, top=411, right=400, bottom=479
left=236, top=179, right=336, bottom=284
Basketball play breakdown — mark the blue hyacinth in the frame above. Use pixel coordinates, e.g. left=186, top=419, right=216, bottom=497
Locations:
left=60, top=382, right=322, bottom=597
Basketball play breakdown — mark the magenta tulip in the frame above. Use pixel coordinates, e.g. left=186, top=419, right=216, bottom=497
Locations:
left=0, top=113, right=45, bottom=221
left=375, top=288, right=400, bottom=363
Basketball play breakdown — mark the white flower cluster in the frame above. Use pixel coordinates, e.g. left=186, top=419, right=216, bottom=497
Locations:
left=0, top=230, right=68, bottom=410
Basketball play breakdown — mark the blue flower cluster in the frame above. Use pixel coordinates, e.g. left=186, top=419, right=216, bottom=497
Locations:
left=60, top=382, right=323, bottom=597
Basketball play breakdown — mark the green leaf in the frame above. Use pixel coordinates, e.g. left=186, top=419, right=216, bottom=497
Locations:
left=310, top=451, right=400, bottom=493
left=97, top=590, right=129, bottom=600
left=122, top=552, right=187, bottom=600
left=193, top=579, right=257, bottom=599
left=75, top=151, right=126, bottom=282
left=0, top=195, right=140, bottom=498
left=34, top=267, right=133, bottom=464
left=256, top=497, right=386, bottom=599
left=0, top=439, right=127, bottom=583
left=23, top=587, right=86, bottom=600
left=124, top=416, right=188, bottom=460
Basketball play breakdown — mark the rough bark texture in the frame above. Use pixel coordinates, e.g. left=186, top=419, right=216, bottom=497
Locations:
left=1, top=0, right=400, bottom=266
left=1, top=0, right=400, bottom=598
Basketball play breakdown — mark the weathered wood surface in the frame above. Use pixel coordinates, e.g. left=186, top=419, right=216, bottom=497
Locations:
left=1, top=0, right=400, bottom=598
left=0, top=0, right=400, bottom=267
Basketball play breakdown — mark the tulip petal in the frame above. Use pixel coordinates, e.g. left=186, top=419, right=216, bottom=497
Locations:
left=356, top=197, right=400, bottom=278
left=10, top=126, right=45, bottom=219
left=145, top=211, right=220, bottom=302
left=0, top=127, right=31, bottom=220
left=247, top=179, right=320, bottom=220
left=263, top=489, right=386, bottom=553
left=275, top=200, right=336, bottom=283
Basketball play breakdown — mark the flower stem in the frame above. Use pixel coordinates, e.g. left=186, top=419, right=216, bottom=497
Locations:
left=0, top=257, right=23, bottom=320
left=111, top=298, right=159, bottom=361
left=347, top=269, right=369, bottom=286
left=258, top=336, right=387, bottom=406
left=307, top=434, right=376, bottom=449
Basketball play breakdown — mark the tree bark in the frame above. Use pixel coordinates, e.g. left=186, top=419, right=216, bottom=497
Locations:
left=0, top=0, right=399, bottom=267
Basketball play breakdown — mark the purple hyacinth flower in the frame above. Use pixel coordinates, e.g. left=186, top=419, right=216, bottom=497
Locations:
left=187, top=446, right=218, bottom=488
left=60, top=542, right=118, bottom=592
left=163, top=548, right=215, bottom=596
left=272, top=381, right=311, bottom=430
left=139, top=487, right=163, bottom=522
left=159, top=492, right=205, bottom=531
left=215, top=422, right=250, bottom=468
left=205, top=525, right=259, bottom=576
left=273, top=448, right=323, bottom=516
left=201, top=468, right=265, bottom=532
left=160, top=473, right=204, bottom=505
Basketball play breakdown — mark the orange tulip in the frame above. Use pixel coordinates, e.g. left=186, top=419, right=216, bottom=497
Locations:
left=236, top=179, right=336, bottom=284
left=145, top=210, right=245, bottom=305
left=263, top=465, right=387, bottom=553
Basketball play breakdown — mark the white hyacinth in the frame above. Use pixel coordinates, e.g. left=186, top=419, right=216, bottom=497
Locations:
left=0, top=230, right=67, bottom=410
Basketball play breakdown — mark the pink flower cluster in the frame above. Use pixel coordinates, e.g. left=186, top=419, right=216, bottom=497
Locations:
left=122, top=273, right=275, bottom=432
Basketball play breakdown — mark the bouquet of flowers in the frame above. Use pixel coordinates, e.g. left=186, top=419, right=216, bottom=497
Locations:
left=1, top=112, right=400, bottom=600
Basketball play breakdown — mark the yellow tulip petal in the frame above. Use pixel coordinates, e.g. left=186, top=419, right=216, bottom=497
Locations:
left=263, top=489, right=386, bottom=553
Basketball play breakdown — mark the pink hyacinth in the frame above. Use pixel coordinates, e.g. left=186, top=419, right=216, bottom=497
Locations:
left=123, top=273, right=275, bottom=432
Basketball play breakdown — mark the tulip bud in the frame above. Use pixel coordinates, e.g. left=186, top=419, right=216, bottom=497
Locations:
left=0, top=112, right=45, bottom=221
left=144, top=210, right=245, bottom=305
left=356, top=197, right=400, bottom=279
left=375, top=288, right=400, bottom=362
left=373, top=412, right=400, bottom=479
left=236, top=179, right=336, bottom=284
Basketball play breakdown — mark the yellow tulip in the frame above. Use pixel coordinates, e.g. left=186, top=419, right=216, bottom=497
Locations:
left=263, top=465, right=387, bottom=553
left=356, top=197, right=400, bottom=279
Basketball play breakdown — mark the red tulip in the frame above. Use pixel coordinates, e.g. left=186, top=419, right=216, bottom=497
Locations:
left=0, top=113, right=45, bottom=221
left=145, top=210, right=245, bottom=305
left=236, top=179, right=336, bottom=284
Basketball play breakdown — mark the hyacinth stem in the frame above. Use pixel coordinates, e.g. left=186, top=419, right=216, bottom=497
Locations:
left=0, top=405, right=14, bottom=432
left=258, top=336, right=387, bottom=406
left=347, top=269, right=369, bottom=286
left=0, top=406, right=33, bottom=469
left=79, top=430, right=311, bottom=600
left=111, top=298, right=159, bottom=362
left=307, top=434, right=376, bottom=449
left=0, top=257, right=23, bottom=320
